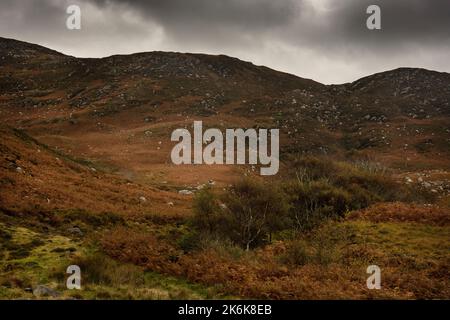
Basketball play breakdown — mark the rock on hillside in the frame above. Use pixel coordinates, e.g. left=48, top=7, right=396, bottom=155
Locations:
left=0, top=37, right=449, bottom=169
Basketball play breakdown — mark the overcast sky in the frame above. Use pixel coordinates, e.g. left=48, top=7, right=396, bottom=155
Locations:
left=0, top=0, right=449, bottom=84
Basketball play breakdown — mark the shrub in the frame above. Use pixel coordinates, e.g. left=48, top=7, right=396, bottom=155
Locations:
left=284, top=179, right=352, bottom=231
left=190, top=179, right=290, bottom=250
left=280, top=240, right=310, bottom=266
left=291, top=156, right=338, bottom=181
left=312, top=237, right=336, bottom=266
left=222, top=179, right=290, bottom=249
left=177, top=231, right=202, bottom=253
left=284, top=156, right=434, bottom=230
left=192, top=187, right=223, bottom=236
left=333, top=165, right=398, bottom=203
left=189, top=157, right=434, bottom=250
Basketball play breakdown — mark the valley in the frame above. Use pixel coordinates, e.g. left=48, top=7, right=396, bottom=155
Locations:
left=0, top=37, right=449, bottom=299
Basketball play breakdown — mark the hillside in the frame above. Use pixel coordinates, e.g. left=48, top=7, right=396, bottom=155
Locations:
left=1, top=38, right=449, bottom=182
left=0, top=37, right=449, bottom=300
left=0, top=125, right=188, bottom=216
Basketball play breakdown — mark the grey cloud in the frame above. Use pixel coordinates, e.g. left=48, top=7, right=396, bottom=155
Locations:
left=92, top=0, right=298, bottom=30
left=90, top=0, right=300, bottom=48
left=0, top=0, right=449, bottom=83
left=323, top=0, right=450, bottom=47
left=90, top=0, right=450, bottom=48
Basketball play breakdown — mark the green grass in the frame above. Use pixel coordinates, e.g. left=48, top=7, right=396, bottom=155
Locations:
left=280, top=219, right=449, bottom=269
left=0, top=222, right=229, bottom=300
left=0, top=222, right=80, bottom=299
left=347, top=221, right=449, bottom=256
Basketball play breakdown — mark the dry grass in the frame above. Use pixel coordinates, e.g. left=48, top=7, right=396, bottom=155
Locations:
left=99, top=216, right=450, bottom=299
left=1, top=125, right=449, bottom=300
left=348, top=202, right=450, bottom=226
left=0, top=126, right=189, bottom=217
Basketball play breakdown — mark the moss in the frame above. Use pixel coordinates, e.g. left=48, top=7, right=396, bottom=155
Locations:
left=0, top=221, right=227, bottom=300
left=0, top=222, right=82, bottom=297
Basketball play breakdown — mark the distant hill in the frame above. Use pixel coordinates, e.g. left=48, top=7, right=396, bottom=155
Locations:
left=0, top=36, right=449, bottom=176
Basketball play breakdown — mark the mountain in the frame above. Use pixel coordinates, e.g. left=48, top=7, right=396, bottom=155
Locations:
left=1, top=37, right=449, bottom=182
left=1, top=37, right=450, bottom=300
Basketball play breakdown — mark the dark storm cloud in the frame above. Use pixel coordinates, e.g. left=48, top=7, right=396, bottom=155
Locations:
left=315, top=0, right=450, bottom=48
left=0, top=0, right=66, bottom=36
left=0, top=0, right=449, bottom=83
left=92, top=0, right=298, bottom=30
left=90, top=0, right=300, bottom=47
left=90, top=0, right=450, bottom=48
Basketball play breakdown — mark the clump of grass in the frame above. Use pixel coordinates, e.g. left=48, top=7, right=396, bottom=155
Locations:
left=66, top=252, right=145, bottom=287
left=0, top=274, right=32, bottom=290
left=60, top=209, right=124, bottom=228
left=280, top=223, right=355, bottom=267
left=49, top=249, right=225, bottom=300
left=279, top=240, right=310, bottom=266
left=0, top=229, right=12, bottom=241
left=0, top=225, right=46, bottom=260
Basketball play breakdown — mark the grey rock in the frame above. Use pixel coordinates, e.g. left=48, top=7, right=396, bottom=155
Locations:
left=67, top=227, right=83, bottom=236
left=33, top=285, right=61, bottom=298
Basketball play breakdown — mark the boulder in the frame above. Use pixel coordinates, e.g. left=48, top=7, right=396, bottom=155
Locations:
left=33, top=285, right=61, bottom=298
left=67, top=226, right=83, bottom=237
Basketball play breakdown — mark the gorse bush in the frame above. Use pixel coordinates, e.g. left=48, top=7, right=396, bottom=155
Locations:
left=192, top=186, right=224, bottom=237
left=284, top=179, right=352, bottom=231
left=191, top=179, right=289, bottom=250
left=292, top=156, right=434, bottom=202
left=190, top=156, right=430, bottom=250
left=285, top=156, right=434, bottom=230
left=222, top=179, right=290, bottom=250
